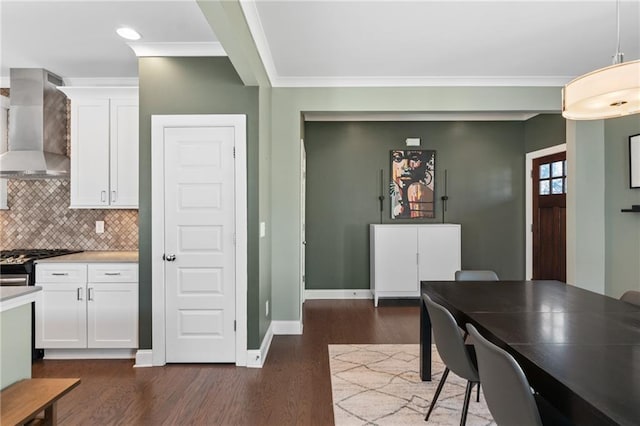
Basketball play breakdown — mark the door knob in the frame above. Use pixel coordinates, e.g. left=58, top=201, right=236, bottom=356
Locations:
left=163, top=254, right=176, bottom=262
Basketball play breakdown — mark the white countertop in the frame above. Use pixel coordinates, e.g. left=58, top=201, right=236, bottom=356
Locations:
left=0, top=286, right=41, bottom=313
left=35, top=251, right=138, bottom=263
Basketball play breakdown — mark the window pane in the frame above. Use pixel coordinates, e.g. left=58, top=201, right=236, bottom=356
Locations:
left=564, top=177, right=567, bottom=193
left=552, top=178, right=563, bottom=194
left=540, top=163, right=550, bottom=179
left=540, top=180, right=550, bottom=195
left=552, top=161, right=563, bottom=177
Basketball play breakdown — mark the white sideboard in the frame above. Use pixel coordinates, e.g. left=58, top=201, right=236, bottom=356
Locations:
left=370, top=224, right=461, bottom=306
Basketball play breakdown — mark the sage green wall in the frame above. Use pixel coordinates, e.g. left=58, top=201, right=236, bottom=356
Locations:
left=272, top=86, right=561, bottom=321
left=524, top=114, right=566, bottom=153
left=605, top=115, right=640, bottom=298
left=258, top=85, right=272, bottom=340
left=1, top=304, right=31, bottom=388
left=138, top=57, right=263, bottom=349
left=566, top=120, right=606, bottom=293
left=305, top=121, right=526, bottom=290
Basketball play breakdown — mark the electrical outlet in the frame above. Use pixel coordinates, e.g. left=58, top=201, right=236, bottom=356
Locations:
left=266, top=300, right=269, bottom=317
left=95, top=220, right=105, bottom=234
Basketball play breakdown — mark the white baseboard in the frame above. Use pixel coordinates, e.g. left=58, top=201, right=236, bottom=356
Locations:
left=247, top=322, right=274, bottom=368
left=272, top=320, right=303, bottom=335
left=43, top=349, right=136, bottom=360
left=305, top=289, right=373, bottom=300
left=134, top=350, right=154, bottom=367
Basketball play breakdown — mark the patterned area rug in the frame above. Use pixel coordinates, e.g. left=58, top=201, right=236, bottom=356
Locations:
left=329, top=344, right=496, bottom=425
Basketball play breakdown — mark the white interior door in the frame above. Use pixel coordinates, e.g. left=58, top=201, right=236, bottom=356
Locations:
left=164, top=126, right=236, bottom=363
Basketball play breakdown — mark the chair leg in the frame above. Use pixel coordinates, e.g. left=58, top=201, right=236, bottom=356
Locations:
left=460, top=381, right=474, bottom=426
left=476, top=382, right=480, bottom=402
left=425, top=367, right=450, bottom=421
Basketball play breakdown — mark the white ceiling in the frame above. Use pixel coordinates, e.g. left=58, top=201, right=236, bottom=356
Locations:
left=1, top=0, right=639, bottom=88
left=0, top=0, right=218, bottom=85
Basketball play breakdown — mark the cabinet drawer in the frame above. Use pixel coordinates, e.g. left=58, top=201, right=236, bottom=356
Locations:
left=88, top=263, right=137, bottom=282
left=36, top=264, right=87, bottom=283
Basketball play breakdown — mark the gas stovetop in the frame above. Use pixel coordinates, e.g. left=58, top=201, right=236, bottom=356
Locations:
left=0, top=249, right=81, bottom=265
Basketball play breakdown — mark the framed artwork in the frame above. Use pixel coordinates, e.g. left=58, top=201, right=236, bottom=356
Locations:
left=390, top=150, right=435, bottom=218
left=630, top=134, right=640, bottom=188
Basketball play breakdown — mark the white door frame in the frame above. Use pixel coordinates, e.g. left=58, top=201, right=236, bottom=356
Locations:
left=299, top=139, right=306, bottom=323
left=151, top=114, right=247, bottom=367
left=525, top=143, right=566, bottom=280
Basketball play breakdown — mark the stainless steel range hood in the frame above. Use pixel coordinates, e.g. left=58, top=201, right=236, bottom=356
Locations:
left=0, top=69, right=69, bottom=179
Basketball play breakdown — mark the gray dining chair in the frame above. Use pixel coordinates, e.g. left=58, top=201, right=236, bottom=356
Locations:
left=423, top=294, right=479, bottom=425
left=620, top=290, right=640, bottom=307
left=455, top=270, right=499, bottom=281
left=466, top=324, right=570, bottom=426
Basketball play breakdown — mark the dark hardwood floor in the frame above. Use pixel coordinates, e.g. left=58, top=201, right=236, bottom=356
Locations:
left=32, top=299, right=419, bottom=425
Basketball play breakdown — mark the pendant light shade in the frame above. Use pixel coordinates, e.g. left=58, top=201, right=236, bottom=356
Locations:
left=562, top=60, right=640, bottom=120
left=562, top=0, right=639, bottom=120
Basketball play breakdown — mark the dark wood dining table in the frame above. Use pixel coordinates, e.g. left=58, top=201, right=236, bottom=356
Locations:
left=420, top=280, right=640, bottom=426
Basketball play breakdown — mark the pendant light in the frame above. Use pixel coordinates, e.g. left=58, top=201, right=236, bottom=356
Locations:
left=562, top=0, right=640, bottom=120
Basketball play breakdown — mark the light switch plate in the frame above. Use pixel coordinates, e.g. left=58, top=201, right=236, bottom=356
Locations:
left=95, top=220, right=105, bottom=234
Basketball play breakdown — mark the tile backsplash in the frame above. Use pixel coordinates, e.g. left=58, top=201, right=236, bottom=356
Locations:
left=0, top=180, right=138, bottom=250
left=0, top=90, right=138, bottom=251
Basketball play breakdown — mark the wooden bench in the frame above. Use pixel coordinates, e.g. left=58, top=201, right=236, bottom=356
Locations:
left=0, top=378, right=80, bottom=426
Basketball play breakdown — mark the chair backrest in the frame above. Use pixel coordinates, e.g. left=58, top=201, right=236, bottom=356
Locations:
left=455, top=270, right=499, bottom=281
left=466, top=324, right=543, bottom=426
left=620, top=290, right=640, bottom=307
left=422, top=294, right=478, bottom=381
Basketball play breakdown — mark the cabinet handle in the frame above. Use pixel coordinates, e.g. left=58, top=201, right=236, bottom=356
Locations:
left=111, top=191, right=117, bottom=202
left=88, top=288, right=94, bottom=301
left=101, top=191, right=107, bottom=202
left=77, top=287, right=83, bottom=301
left=52, top=272, right=69, bottom=276
left=104, top=272, right=121, bottom=276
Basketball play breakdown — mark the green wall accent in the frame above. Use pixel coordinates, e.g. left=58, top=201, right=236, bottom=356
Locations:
left=138, top=57, right=263, bottom=349
left=566, top=120, right=606, bottom=293
left=258, top=86, right=272, bottom=339
left=1, top=304, right=31, bottom=389
left=605, top=115, right=640, bottom=298
left=305, top=121, right=527, bottom=290
left=524, top=114, right=566, bottom=153
left=272, top=86, right=562, bottom=321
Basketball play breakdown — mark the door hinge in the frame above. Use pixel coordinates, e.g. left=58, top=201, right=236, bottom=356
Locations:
left=531, top=224, right=534, bottom=232
left=234, top=320, right=236, bottom=332
left=530, top=170, right=533, bottom=178
left=233, top=147, right=236, bottom=158
left=302, top=274, right=305, bottom=283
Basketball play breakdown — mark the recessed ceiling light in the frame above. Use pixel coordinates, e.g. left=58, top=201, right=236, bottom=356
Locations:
left=116, top=27, right=141, bottom=41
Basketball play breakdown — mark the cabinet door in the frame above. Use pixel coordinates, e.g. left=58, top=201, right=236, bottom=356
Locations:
left=70, top=99, right=110, bottom=207
left=418, top=225, right=461, bottom=280
left=109, top=99, right=139, bottom=208
left=35, top=283, right=87, bottom=348
left=374, top=226, right=418, bottom=292
left=87, top=283, right=138, bottom=348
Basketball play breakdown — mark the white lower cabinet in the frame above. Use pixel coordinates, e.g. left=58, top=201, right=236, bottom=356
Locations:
left=370, top=224, right=461, bottom=306
left=36, top=263, right=138, bottom=351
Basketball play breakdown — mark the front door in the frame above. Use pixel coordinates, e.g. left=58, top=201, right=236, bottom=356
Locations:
left=532, top=152, right=566, bottom=281
left=164, top=126, right=236, bottom=362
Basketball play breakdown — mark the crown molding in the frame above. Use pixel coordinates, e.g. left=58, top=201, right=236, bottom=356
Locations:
left=239, top=0, right=277, bottom=86
left=1, top=76, right=138, bottom=87
left=304, top=111, right=540, bottom=122
left=127, top=42, right=226, bottom=57
left=62, top=77, right=139, bottom=87
left=271, top=75, right=573, bottom=88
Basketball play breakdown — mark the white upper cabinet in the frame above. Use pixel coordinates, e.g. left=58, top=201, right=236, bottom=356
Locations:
left=60, top=87, right=138, bottom=209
